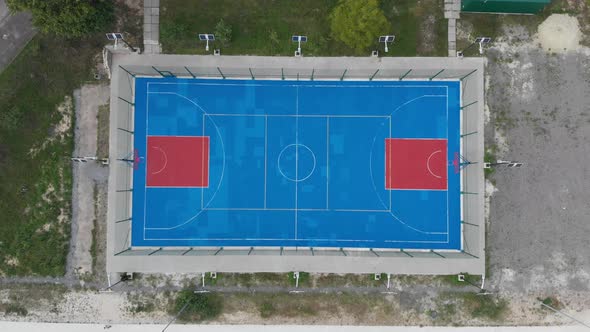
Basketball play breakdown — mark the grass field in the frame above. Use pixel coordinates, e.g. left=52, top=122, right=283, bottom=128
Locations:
left=160, top=0, right=447, bottom=56
left=0, top=35, right=104, bottom=276
left=0, top=1, right=142, bottom=276
left=0, top=35, right=103, bottom=276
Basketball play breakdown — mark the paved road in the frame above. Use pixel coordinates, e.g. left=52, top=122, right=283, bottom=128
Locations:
left=0, top=0, right=36, bottom=73
left=0, top=322, right=585, bottom=332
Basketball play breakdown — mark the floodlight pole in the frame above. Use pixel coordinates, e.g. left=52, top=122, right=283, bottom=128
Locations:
left=205, top=39, right=210, bottom=51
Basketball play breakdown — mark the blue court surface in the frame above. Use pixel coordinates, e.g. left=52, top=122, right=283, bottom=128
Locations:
left=132, top=78, right=461, bottom=250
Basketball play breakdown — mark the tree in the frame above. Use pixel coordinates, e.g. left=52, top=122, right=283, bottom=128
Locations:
left=7, top=0, right=113, bottom=38
left=214, top=19, right=232, bottom=48
left=329, top=0, right=389, bottom=52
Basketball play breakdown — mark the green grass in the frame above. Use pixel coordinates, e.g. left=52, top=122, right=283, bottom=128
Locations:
left=89, top=185, right=99, bottom=275
left=2, top=303, right=28, bottom=316
left=314, top=273, right=388, bottom=287
left=160, top=0, right=447, bottom=56
left=96, top=105, right=110, bottom=159
left=259, top=301, right=276, bottom=318
left=171, top=290, right=223, bottom=322
left=484, top=149, right=496, bottom=177
left=0, top=34, right=104, bottom=276
left=0, top=1, right=141, bottom=276
left=461, top=293, right=508, bottom=320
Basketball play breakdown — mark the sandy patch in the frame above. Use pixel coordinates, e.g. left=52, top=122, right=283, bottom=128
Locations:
left=535, top=14, right=581, bottom=52
left=41, top=184, right=56, bottom=203
left=29, top=96, right=73, bottom=157
left=4, top=256, right=19, bottom=267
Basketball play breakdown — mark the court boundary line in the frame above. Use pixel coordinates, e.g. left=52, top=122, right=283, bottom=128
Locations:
left=325, top=117, right=329, bottom=210
left=136, top=82, right=459, bottom=245
left=294, top=86, right=299, bottom=240
left=146, top=81, right=453, bottom=89
left=143, top=91, right=450, bottom=236
left=141, top=236, right=450, bottom=243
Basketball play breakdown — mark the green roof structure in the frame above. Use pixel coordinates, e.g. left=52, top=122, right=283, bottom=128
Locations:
left=462, top=0, right=551, bottom=14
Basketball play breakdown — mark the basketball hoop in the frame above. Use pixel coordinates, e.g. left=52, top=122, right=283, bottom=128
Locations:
left=133, top=149, right=141, bottom=170
left=453, top=152, right=460, bottom=174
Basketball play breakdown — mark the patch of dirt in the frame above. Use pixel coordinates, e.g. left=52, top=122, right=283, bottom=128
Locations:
left=4, top=256, right=19, bottom=267
left=117, top=0, right=142, bottom=12
left=28, top=96, right=73, bottom=157
left=418, top=14, right=437, bottom=55
left=41, top=184, right=56, bottom=203
left=536, top=14, right=582, bottom=52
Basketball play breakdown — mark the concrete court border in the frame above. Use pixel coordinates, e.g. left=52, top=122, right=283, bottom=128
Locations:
left=107, top=54, right=485, bottom=275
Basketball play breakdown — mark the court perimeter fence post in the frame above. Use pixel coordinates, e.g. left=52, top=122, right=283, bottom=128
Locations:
left=184, top=66, right=196, bottom=78
left=118, top=96, right=134, bottom=106
left=462, top=250, right=478, bottom=259
left=462, top=221, right=479, bottom=227
left=369, top=69, right=379, bottom=81
left=340, top=69, right=347, bottom=81
left=461, top=100, right=478, bottom=110
left=217, top=67, right=226, bottom=79
left=461, top=131, right=478, bottom=138
left=429, top=69, right=445, bottom=81
left=119, top=65, right=136, bottom=78
left=460, top=69, right=477, bottom=81
left=399, top=69, right=412, bottom=80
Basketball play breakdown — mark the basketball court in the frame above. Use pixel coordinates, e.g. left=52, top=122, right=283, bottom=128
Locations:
left=130, top=78, right=461, bottom=250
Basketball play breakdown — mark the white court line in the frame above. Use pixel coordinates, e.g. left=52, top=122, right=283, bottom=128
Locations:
left=390, top=137, right=447, bottom=140
left=201, top=114, right=205, bottom=209
left=148, top=82, right=452, bottom=89
left=149, top=146, right=168, bottom=175
left=146, top=186, right=210, bottom=188
left=294, top=86, right=299, bottom=239
left=389, top=115, right=392, bottom=211
left=144, top=91, right=227, bottom=231
left=325, top=117, right=329, bottom=210
left=426, top=149, right=443, bottom=179
left=143, top=85, right=149, bottom=240
left=264, top=115, right=268, bottom=209
left=202, top=113, right=390, bottom=118
left=201, top=207, right=390, bottom=212
left=143, top=236, right=449, bottom=243
left=446, top=86, right=449, bottom=243
left=141, top=85, right=457, bottom=243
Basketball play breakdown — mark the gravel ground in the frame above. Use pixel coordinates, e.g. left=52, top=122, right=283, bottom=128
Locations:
left=482, top=17, right=590, bottom=297
left=67, top=84, right=110, bottom=278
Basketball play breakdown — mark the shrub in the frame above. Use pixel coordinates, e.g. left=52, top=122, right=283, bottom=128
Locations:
left=259, top=301, right=276, bottom=318
left=5, top=303, right=28, bottom=316
left=462, top=293, right=507, bottom=320
left=214, top=19, right=232, bottom=47
left=329, top=0, right=389, bottom=52
left=173, top=290, right=223, bottom=322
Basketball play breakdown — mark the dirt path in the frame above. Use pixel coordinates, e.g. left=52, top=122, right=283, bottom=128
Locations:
left=67, top=84, right=110, bottom=279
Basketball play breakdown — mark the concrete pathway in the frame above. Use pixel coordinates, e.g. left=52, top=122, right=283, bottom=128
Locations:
left=143, top=0, right=161, bottom=54
left=0, top=322, right=586, bottom=332
left=67, top=85, right=110, bottom=278
left=0, top=0, right=36, bottom=72
left=444, top=0, right=461, bottom=57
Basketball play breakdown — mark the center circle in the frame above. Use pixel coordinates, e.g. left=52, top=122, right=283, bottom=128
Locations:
left=277, top=144, right=316, bottom=182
